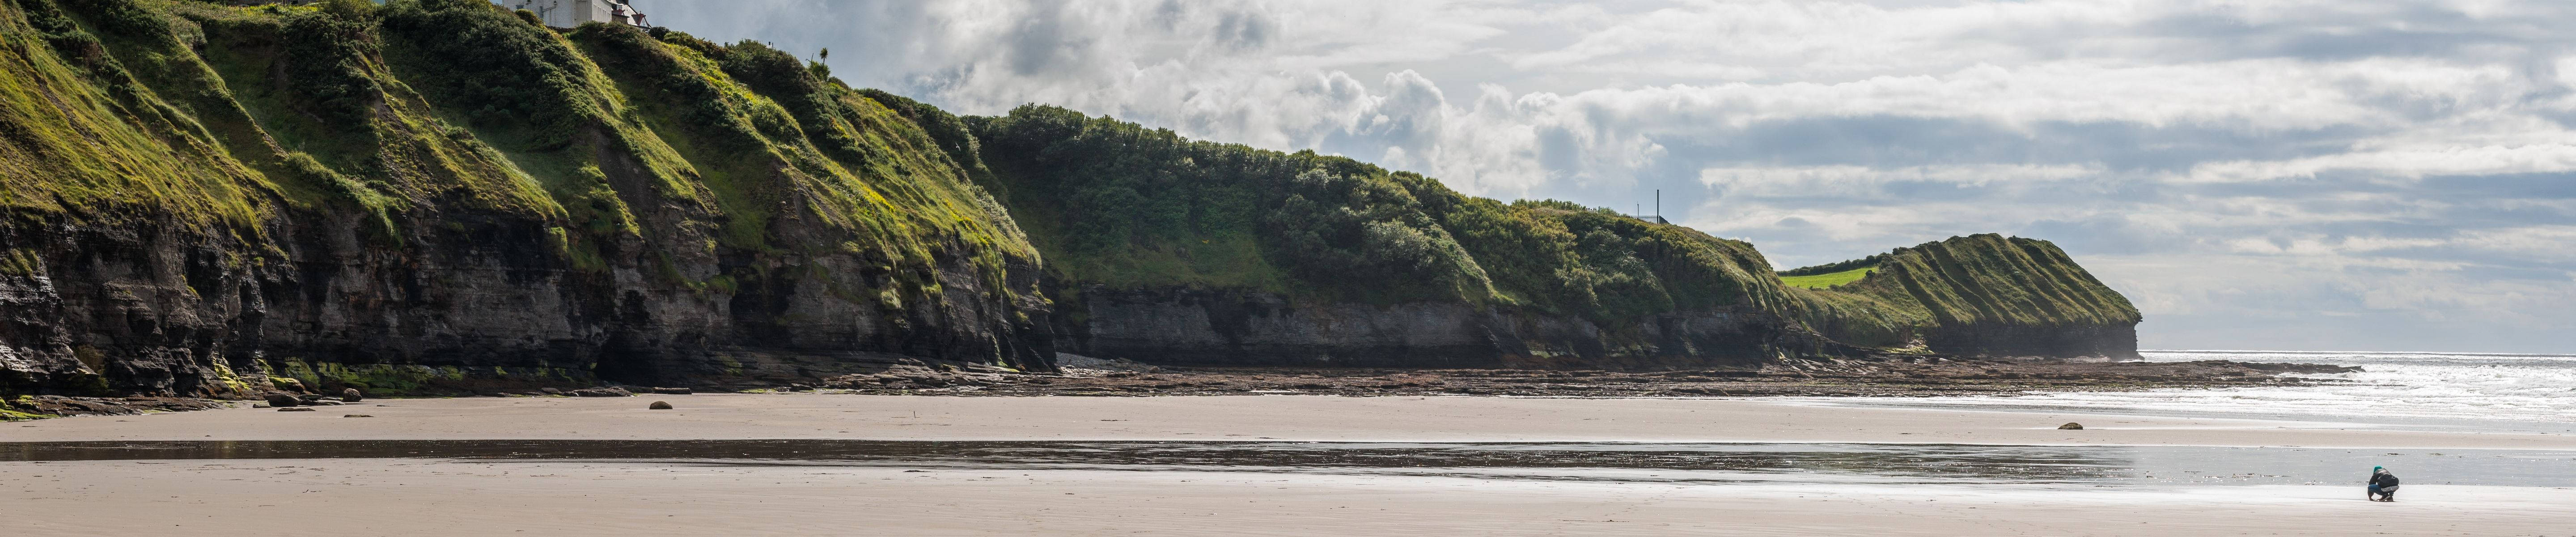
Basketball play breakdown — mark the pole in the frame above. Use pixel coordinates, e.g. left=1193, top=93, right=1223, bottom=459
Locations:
left=1654, top=190, right=1661, bottom=217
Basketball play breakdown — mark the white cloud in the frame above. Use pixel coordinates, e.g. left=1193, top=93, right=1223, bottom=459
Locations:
left=1699, top=163, right=2101, bottom=192
left=641, top=0, right=2576, bottom=353
left=2182, top=144, right=2576, bottom=183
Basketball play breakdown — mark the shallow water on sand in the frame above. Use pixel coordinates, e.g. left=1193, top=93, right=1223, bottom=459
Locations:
left=1822, top=350, right=2576, bottom=432
left=5, top=439, right=2569, bottom=488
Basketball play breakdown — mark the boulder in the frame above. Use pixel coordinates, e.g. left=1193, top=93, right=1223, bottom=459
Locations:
left=340, top=388, right=364, bottom=402
left=276, top=407, right=317, bottom=412
left=572, top=388, right=632, bottom=397
left=310, top=400, right=343, bottom=406
left=649, top=387, right=693, bottom=395
left=540, top=388, right=563, bottom=395
left=648, top=401, right=673, bottom=410
left=263, top=393, right=301, bottom=408
left=2058, top=422, right=2085, bottom=430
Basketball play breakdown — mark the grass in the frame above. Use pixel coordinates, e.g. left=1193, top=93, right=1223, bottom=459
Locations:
left=1780, top=266, right=1875, bottom=289
left=0, top=0, right=268, bottom=234
left=1783, top=234, right=2142, bottom=347
left=0, top=0, right=1059, bottom=383
left=0, top=0, right=2139, bottom=378
left=966, top=107, right=1803, bottom=323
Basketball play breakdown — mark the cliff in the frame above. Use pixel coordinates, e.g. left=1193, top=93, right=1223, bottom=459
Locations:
left=965, top=107, right=2131, bottom=369
left=1786, top=234, right=2143, bottom=358
left=0, top=0, right=2142, bottom=399
left=0, top=0, right=1047, bottom=397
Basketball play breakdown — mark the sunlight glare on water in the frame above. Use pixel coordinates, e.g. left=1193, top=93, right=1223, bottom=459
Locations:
left=1925, top=350, right=2576, bottom=425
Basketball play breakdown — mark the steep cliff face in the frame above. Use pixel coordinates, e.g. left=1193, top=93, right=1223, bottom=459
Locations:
left=0, top=0, right=1046, bottom=397
left=1058, top=286, right=1844, bottom=370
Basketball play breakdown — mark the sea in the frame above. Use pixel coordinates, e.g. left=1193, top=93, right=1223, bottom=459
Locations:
left=1817, top=350, right=2576, bottom=434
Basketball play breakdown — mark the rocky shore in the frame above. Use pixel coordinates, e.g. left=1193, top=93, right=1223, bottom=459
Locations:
left=2, top=356, right=2360, bottom=421
left=809, top=355, right=2359, bottom=398
left=2, top=395, right=230, bottom=420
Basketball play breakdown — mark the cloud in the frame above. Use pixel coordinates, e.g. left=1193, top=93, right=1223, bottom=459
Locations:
left=633, top=0, right=2576, bottom=353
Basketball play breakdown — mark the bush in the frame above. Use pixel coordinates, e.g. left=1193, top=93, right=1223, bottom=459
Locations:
left=378, top=0, right=596, bottom=149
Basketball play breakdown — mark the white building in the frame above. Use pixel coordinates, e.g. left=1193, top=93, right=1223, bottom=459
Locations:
left=505, top=0, right=648, bottom=29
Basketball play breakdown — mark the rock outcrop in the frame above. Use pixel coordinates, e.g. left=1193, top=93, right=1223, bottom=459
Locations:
left=1060, top=286, right=1853, bottom=370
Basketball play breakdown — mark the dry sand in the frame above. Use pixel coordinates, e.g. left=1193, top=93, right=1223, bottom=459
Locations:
left=7, top=394, right=2574, bottom=536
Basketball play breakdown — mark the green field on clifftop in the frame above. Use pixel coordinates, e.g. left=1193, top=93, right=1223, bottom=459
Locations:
left=1779, top=266, right=1875, bottom=289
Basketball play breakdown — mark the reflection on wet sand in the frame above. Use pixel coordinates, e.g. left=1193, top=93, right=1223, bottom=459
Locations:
left=7, top=439, right=2571, bottom=488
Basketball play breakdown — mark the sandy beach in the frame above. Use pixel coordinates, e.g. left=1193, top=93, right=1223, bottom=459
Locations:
left=11, top=461, right=2572, bottom=537
left=7, top=395, right=2573, bottom=536
left=10, top=393, right=2575, bottom=448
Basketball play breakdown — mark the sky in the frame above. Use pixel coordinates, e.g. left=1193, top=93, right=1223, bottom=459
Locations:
left=630, top=0, right=2576, bottom=354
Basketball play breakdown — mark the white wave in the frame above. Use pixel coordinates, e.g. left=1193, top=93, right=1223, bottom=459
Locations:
left=1926, top=350, right=2576, bottom=424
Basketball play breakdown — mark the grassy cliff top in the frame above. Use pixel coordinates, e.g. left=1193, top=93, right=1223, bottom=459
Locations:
left=966, top=105, right=1799, bottom=325
left=962, top=104, right=2138, bottom=341
left=0, top=0, right=1039, bottom=301
left=1780, top=266, right=1875, bottom=289
left=0, top=0, right=2138, bottom=357
left=1789, top=234, right=2142, bottom=346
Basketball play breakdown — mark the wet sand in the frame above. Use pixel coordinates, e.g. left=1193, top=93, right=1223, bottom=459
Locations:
left=7, top=394, right=2573, bottom=535
left=8, top=460, right=2571, bottom=536
left=9, top=394, right=2574, bottom=449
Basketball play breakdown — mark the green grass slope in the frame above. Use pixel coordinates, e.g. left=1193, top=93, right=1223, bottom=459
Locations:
left=0, top=0, right=2138, bottom=381
left=0, top=0, right=1034, bottom=299
left=1788, top=234, right=2141, bottom=348
left=0, top=0, right=272, bottom=236
left=0, top=0, right=1049, bottom=395
left=967, top=105, right=1801, bottom=328
left=969, top=106, right=2136, bottom=356
left=1779, top=266, right=1874, bottom=289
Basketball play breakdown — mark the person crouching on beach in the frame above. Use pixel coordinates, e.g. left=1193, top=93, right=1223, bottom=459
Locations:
left=2367, top=466, right=2400, bottom=502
